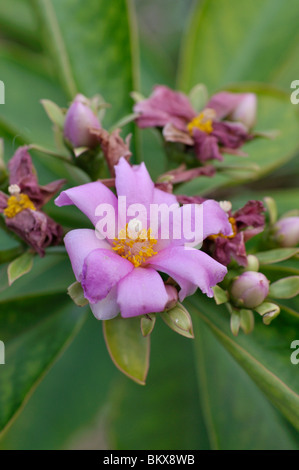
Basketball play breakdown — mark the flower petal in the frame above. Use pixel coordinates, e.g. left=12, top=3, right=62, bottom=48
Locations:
left=82, top=248, right=133, bottom=303
left=147, top=245, right=227, bottom=300
left=205, top=92, right=248, bottom=120
left=156, top=199, right=233, bottom=250
left=115, top=158, right=154, bottom=227
left=55, top=181, right=117, bottom=228
left=89, top=286, right=119, bottom=320
left=64, top=229, right=111, bottom=281
left=117, top=267, right=168, bottom=318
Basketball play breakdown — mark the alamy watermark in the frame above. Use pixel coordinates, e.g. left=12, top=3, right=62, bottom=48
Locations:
left=290, top=340, right=299, bottom=365
left=94, top=196, right=205, bottom=247
left=0, top=340, right=5, bottom=365
left=0, top=80, right=4, bottom=104
left=290, top=80, right=299, bottom=104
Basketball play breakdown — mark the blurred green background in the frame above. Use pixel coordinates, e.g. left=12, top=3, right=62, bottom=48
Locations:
left=0, top=0, right=299, bottom=450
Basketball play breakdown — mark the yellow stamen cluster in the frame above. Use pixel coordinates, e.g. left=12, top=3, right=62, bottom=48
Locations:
left=112, top=224, right=158, bottom=268
left=187, top=108, right=216, bottom=135
left=4, top=193, right=36, bottom=218
left=209, top=217, right=237, bottom=240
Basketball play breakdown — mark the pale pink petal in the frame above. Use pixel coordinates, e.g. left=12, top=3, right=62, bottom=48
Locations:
left=55, top=181, right=117, bottom=228
left=82, top=248, right=133, bottom=303
left=64, top=229, right=111, bottom=281
left=89, top=286, right=119, bottom=320
left=117, top=267, right=168, bottom=318
left=147, top=245, right=227, bottom=300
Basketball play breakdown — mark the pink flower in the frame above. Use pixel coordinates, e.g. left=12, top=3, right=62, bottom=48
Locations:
left=134, top=85, right=256, bottom=162
left=55, top=158, right=232, bottom=320
left=0, top=146, right=65, bottom=256
left=230, top=271, right=269, bottom=309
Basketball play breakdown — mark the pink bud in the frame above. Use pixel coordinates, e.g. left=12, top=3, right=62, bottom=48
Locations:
left=64, top=94, right=101, bottom=149
left=230, top=271, right=269, bottom=309
left=230, top=93, right=257, bottom=130
left=165, top=285, right=179, bottom=310
left=273, top=217, right=299, bottom=247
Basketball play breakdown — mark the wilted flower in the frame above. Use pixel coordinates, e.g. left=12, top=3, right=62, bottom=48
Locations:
left=64, top=94, right=101, bottom=149
left=55, top=158, right=232, bottom=320
left=156, top=164, right=215, bottom=194
left=91, top=127, right=132, bottom=176
left=134, top=85, right=257, bottom=162
left=203, top=200, right=265, bottom=266
left=230, top=271, right=269, bottom=309
left=273, top=216, right=299, bottom=247
left=0, top=146, right=65, bottom=256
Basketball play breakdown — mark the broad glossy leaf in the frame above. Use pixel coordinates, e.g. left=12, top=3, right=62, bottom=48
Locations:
left=0, top=294, right=87, bottom=435
left=178, top=0, right=299, bottom=92
left=191, top=315, right=299, bottom=449
left=0, top=314, right=116, bottom=450
left=103, top=316, right=150, bottom=385
left=187, top=294, right=299, bottom=430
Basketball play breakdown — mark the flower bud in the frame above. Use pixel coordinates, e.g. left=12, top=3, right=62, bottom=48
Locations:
left=64, top=94, right=101, bottom=149
left=273, top=217, right=299, bottom=247
left=230, top=93, right=257, bottom=130
left=230, top=271, right=269, bottom=309
left=165, top=285, right=179, bottom=310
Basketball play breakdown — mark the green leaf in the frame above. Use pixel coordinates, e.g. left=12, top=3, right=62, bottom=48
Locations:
left=161, top=303, right=194, bottom=338
left=103, top=316, right=150, bottom=385
left=192, top=315, right=299, bottom=449
left=240, top=309, right=254, bottom=334
left=40, top=99, right=65, bottom=129
left=0, top=294, right=87, bottom=435
left=35, top=0, right=139, bottom=127
left=256, top=248, right=299, bottom=265
left=212, top=285, right=229, bottom=305
left=255, top=302, right=281, bottom=323
left=140, top=314, right=156, bottom=337
left=178, top=0, right=299, bottom=92
left=0, top=254, right=75, bottom=302
left=0, top=314, right=117, bottom=450
left=67, top=281, right=88, bottom=307
left=187, top=295, right=299, bottom=430
left=230, top=309, right=241, bottom=336
left=7, top=252, right=35, bottom=286
left=269, top=276, right=299, bottom=299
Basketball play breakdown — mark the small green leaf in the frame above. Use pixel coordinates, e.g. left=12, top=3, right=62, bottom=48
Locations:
left=255, top=302, right=280, bottom=318
left=230, top=310, right=241, bottom=336
left=240, top=309, right=254, bottom=334
left=161, top=303, right=194, bottom=338
left=40, top=99, right=65, bottom=128
left=255, top=248, right=299, bottom=265
left=103, top=316, right=150, bottom=385
left=188, top=83, right=208, bottom=112
left=67, top=281, right=88, bottom=307
left=269, top=276, right=299, bottom=299
left=7, top=251, right=34, bottom=286
left=140, top=314, right=156, bottom=337
left=213, top=285, right=229, bottom=305
left=264, top=197, right=278, bottom=225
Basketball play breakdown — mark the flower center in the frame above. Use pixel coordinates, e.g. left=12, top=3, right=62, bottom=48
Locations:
left=187, top=108, right=216, bottom=135
left=4, top=185, right=36, bottom=218
left=112, top=218, right=158, bottom=268
left=209, top=217, right=237, bottom=240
